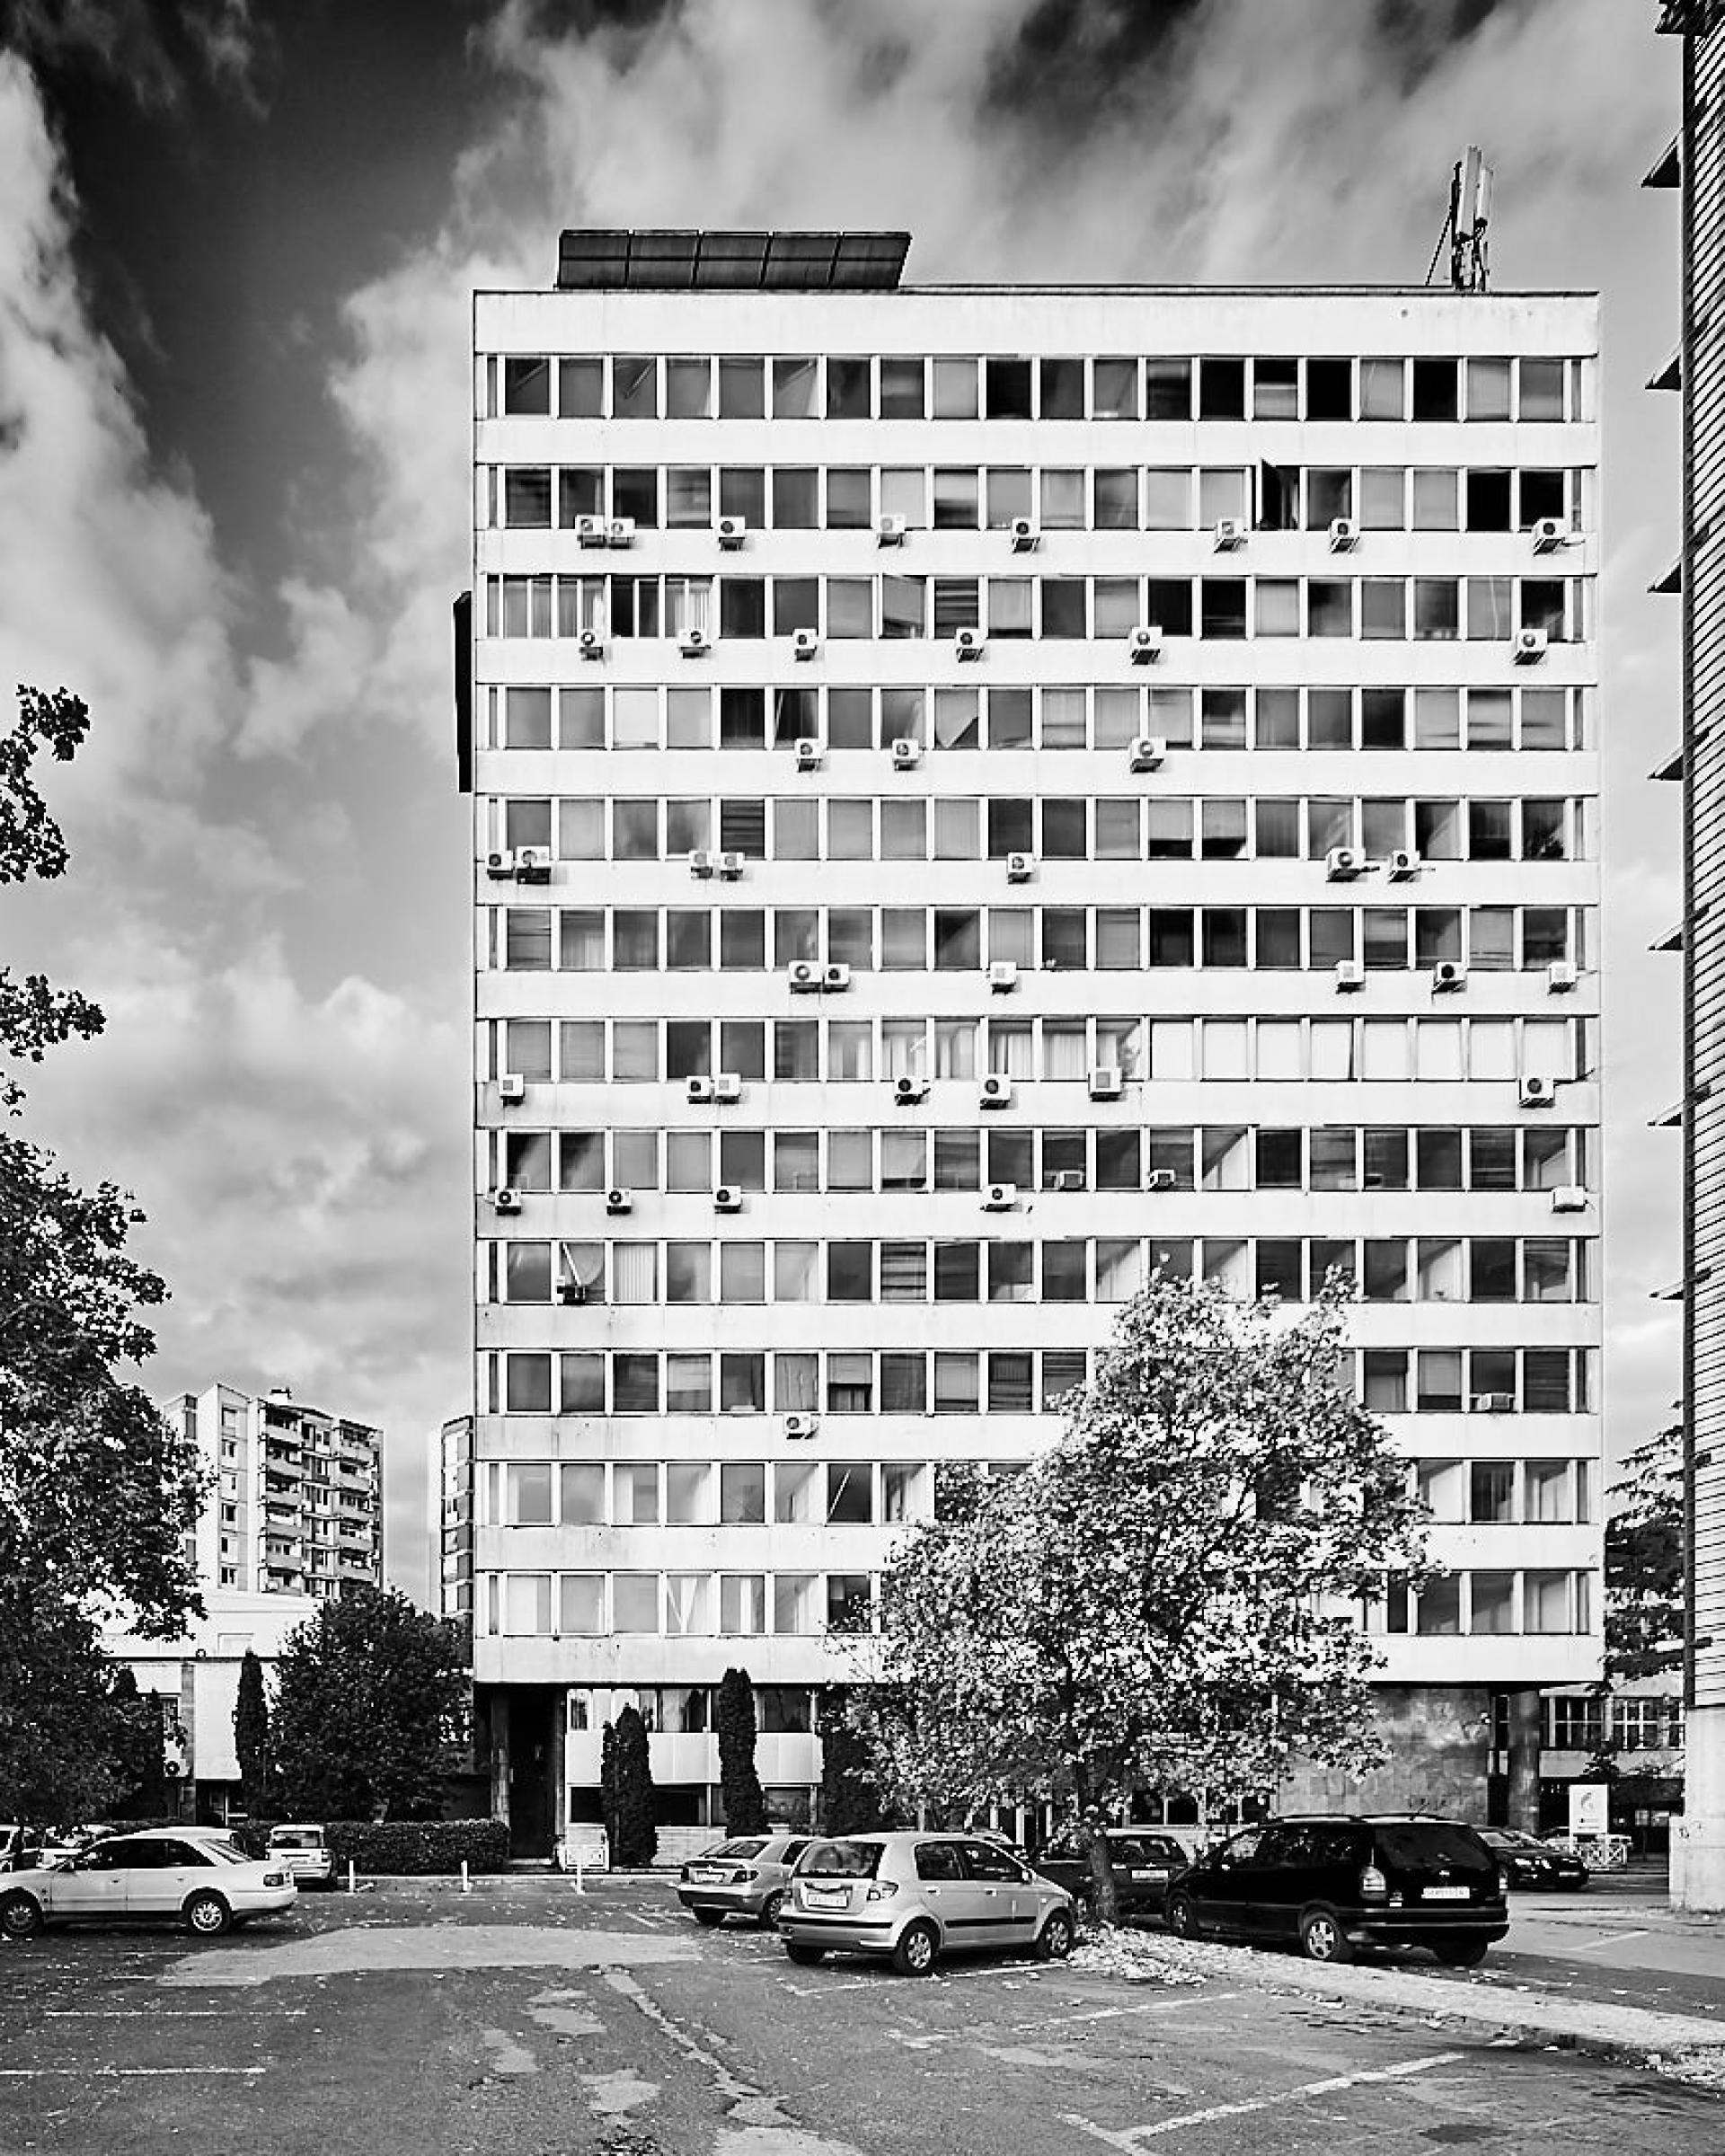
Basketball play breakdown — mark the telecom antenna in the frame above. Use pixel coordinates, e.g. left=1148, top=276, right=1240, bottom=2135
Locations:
left=1425, top=146, right=1494, bottom=292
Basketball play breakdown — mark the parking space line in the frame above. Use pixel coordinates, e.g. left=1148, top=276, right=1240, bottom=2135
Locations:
left=1063, top=2049, right=1466, bottom=2149
left=43, top=2008, right=305, bottom=2019
left=0, top=2066, right=269, bottom=2079
left=1024, top=1994, right=1240, bottom=2033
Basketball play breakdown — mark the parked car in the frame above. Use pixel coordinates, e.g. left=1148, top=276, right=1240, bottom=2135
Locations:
left=0, top=1827, right=41, bottom=1875
left=677, top=1833, right=811, bottom=1929
left=1032, top=1828, right=1192, bottom=1919
left=1164, top=1814, right=1508, bottom=1966
left=781, top=1831, right=1075, bottom=1976
left=1480, top=1827, right=1589, bottom=1891
left=0, top=1827, right=297, bottom=1940
left=266, top=1823, right=336, bottom=1890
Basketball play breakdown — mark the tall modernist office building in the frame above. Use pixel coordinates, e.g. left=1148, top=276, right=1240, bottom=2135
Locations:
left=1650, top=0, right=1725, bottom=1910
left=464, top=231, right=1601, bottom=1854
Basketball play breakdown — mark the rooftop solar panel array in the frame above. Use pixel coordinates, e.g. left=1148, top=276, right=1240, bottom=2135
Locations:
left=555, top=229, right=911, bottom=292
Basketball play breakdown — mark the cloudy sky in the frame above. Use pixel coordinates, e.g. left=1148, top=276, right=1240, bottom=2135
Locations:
left=0, top=0, right=1681, bottom=1597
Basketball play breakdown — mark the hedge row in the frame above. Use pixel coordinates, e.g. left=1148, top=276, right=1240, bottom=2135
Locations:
left=226, top=1819, right=511, bottom=1873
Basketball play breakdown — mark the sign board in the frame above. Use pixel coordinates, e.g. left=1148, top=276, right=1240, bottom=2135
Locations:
left=1569, top=1782, right=1610, bottom=1837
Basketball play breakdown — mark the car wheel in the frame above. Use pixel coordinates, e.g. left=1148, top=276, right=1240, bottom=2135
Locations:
left=783, top=1941, right=826, bottom=1966
left=893, top=1920, right=939, bottom=1977
left=693, top=1908, right=725, bottom=1928
left=1297, top=1909, right=1351, bottom=1964
left=758, top=1890, right=785, bottom=1931
left=1035, top=1909, right=1075, bottom=1961
left=1431, top=1937, right=1490, bottom=1968
left=1165, top=1890, right=1202, bottom=1941
left=0, top=1892, right=43, bottom=1941
left=184, top=1890, right=232, bottom=1939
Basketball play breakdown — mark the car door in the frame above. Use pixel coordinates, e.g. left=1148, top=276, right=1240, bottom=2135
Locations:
left=913, top=1839, right=976, bottom=1944
left=1191, top=1827, right=1263, bottom=1935
left=117, top=1839, right=181, bottom=1916
left=960, top=1838, right=1036, bottom=1943
left=47, top=1836, right=135, bottom=1921
left=1241, top=1825, right=1306, bottom=1941
left=1030, top=1833, right=1084, bottom=1903
left=143, top=1839, right=212, bottom=1919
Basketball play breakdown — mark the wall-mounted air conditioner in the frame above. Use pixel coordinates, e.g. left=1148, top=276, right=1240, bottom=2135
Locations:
left=1005, top=852, right=1034, bottom=883
left=498, top=1073, right=526, bottom=1106
left=792, top=628, right=819, bottom=660
left=1128, top=736, right=1167, bottom=772
left=987, top=961, right=1019, bottom=992
left=1324, top=846, right=1364, bottom=882
left=794, top=738, right=822, bottom=771
left=1010, top=517, right=1039, bottom=552
left=983, top=1183, right=1018, bottom=1210
left=1088, top=1066, right=1124, bottom=1100
left=1431, top=961, right=1467, bottom=994
left=979, top=1074, right=1013, bottom=1109
left=890, top=737, right=921, bottom=769
left=716, top=516, right=748, bottom=549
left=823, top=964, right=852, bottom=993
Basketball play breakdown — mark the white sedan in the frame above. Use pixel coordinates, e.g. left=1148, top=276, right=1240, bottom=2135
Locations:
left=0, top=1828, right=296, bottom=1939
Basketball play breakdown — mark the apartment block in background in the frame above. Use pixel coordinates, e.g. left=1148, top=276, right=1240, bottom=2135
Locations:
left=463, top=230, right=1602, bottom=1855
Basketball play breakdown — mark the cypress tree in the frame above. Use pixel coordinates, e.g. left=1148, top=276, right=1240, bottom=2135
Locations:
left=599, top=1720, right=619, bottom=1856
left=817, top=1687, right=902, bottom=1834
left=715, top=1666, right=768, bottom=1835
left=612, top=1704, right=658, bottom=1868
left=233, top=1648, right=272, bottom=1818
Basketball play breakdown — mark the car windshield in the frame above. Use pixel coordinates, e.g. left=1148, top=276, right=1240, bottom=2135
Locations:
left=798, top=1839, right=882, bottom=1878
left=1375, top=1824, right=1494, bottom=1873
left=270, top=1830, right=325, bottom=1851
left=706, top=1839, right=766, bottom=1860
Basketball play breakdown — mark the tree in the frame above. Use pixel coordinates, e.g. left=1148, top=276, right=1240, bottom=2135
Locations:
left=848, top=1273, right=1429, bottom=1920
left=818, top=1687, right=905, bottom=1835
left=1604, top=1427, right=1685, bottom=1685
left=234, top=1648, right=274, bottom=1818
left=611, top=1704, right=657, bottom=1868
left=0, top=686, right=206, bottom=1823
left=271, top=1586, right=467, bottom=1821
left=715, top=1666, right=768, bottom=1835
left=599, top=1719, right=620, bottom=1855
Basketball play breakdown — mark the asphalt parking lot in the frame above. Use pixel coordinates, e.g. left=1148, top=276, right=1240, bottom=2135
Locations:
left=0, top=1874, right=1721, bottom=2156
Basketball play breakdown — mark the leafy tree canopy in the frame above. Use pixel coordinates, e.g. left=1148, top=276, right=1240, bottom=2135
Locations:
left=1604, top=1426, right=1684, bottom=1688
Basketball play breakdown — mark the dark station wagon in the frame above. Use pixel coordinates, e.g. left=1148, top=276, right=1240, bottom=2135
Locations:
left=1033, top=1828, right=1192, bottom=1918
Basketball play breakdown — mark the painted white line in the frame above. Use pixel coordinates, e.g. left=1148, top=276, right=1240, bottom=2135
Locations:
left=1559, top=1930, right=1650, bottom=1952
left=781, top=1980, right=874, bottom=1999
left=43, top=2008, right=305, bottom=2019
left=1064, top=2049, right=1466, bottom=2149
left=1026, top=1993, right=1240, bottom=2033
left=0, top=2067, right=268, bottom=2080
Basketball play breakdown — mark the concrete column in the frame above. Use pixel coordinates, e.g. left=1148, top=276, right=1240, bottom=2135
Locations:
left=1673, top=1702, right=1725, bottom=1909
left=488, top=1692, right=511, bottom=1827
left=1505, top=1687, right=1544, bottom=1833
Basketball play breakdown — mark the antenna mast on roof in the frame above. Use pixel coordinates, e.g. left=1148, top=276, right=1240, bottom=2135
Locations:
left=1425, top=146, right=1494, bottom=292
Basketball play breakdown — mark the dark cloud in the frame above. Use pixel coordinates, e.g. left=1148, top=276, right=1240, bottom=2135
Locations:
left=981, top=0, right=1208, bottom=128
left=3, top=0, right=274, bottom=107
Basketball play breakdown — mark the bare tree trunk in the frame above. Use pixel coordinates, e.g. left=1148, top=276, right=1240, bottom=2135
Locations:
left=1075, top=1786, right=1117, bottom=1925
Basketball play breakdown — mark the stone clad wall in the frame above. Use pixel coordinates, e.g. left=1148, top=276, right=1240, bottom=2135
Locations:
left=1280, top=1685, right=1493, bottom=1819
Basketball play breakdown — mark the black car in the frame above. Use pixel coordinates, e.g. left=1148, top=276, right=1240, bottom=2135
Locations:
left=1033, top=1828, right=1192, bottom=1918
left=1164, top=1813, right=1508, bottom=1966
left=1480, top=1828, right=1589, bottom=1890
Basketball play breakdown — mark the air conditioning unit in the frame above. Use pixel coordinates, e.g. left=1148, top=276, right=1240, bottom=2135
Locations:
left=954, top=626, right=985, bottom=660
left=1472, top=1392, right=1516, bottom=1414
left=1431, top=960, right=1467, bottom=994
left=557, top=1279, right=588, bottom=1307
left=498, top=1073, right=527, bottom=1106
left=893, top=1075, right=930, bottom=1105
left=491, top=1188, right=523, bottom=1215
left=890, top=737, right=921, bottom=769
left=1547, top=959, right=1579, bottom=993
left=577, top=628, right=605, bottom=660
left=979, top=1074, right=1013, bottom=1109
left=606, top=517, right=636, bottom=548
left=575, top=514, right=607, bottom=549
left=484, top=849, right=517, bottom=880
left=1514, top=626, right=1549, bottom=664
left=717, top=851, right=745, bottom=879
left=714, top=1073, right=744, bottom=1103
left=1088, top=1066, right=1124, bottom=1100
left=716, top=516, right=748, bottom=549
left=686, top=1074, right=716, bottom=1103
left=1005, top=852, right=1034, bottom=883
left=1147, top=1169, right=1177, bottom=1192
left=1386, top=849, right=1421, bottom=882
left=689, top=850, right=715, bottom=879
left=783, top=1413, right=819, bottom=1441
left=874, top=514, right=907, bottom=545
left=792, top=628, right=819, bottom=660
left=1519, top=1075, right=1558, bottom=1109
left=679, top=627, right=712, bottom=658
left=787, top=960, right=822, bottom=994
left=515, top=846, right=552, bottom=884
left=1213, top=517, right=1247, bottom=551
left=1010, top=517, right=1039, bottom=552
left=606, top=1188, right=633, bottom=1215
left=1532, top=517, right=1568, bottom=553
left=1325, top=846, right=1364, bottom=882
left=1049, top=1170, right=1085, bottom=1193
left=794, top=737, right=822, bottom=771
left=983, top=1182, right=1018, bottom=1211
left=1328, top=517, right=1360, bottom=552
left=1552, top=1185, right=1589, bottom=1214
left=1128, top=625, right=1163, bottom=664
left=714, top=1186, right=744, bottom=1213
left=1128, top=735, right=1167, bottom=772
left=987, top=960, right=1019, bottom=992
left=1334, top=960, right=1365, bottom=992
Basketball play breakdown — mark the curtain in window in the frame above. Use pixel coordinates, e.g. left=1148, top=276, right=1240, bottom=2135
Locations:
left=664, top=1576, right=709, bottom=1637
left=988, top=1024, right=1034, bottom=1079
left=612, top=1243, right=657, bottom=1303
left=1041, top=1024, right=1089, bottom=1080
left=774, top=1354, right=818, bottom=1410
left=880, top=1241, right=928, bottom=1302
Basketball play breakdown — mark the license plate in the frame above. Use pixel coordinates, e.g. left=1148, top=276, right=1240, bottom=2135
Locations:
left=1424, top=1885, right=1469, bottom=1901
left=803, top=1886, right=848, bottom=1908
left=692, top=1869, right=724, bottom=1884
left=1129, top=1869, right=1163, bottom=1882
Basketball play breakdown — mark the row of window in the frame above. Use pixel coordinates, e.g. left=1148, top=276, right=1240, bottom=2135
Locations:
left=480, top=1563, right=1594, bottom=1639
left=499, top=793, right=1583, bottom=864
left=482, top=460, right=1581, bottom=534
left=492, top=903, right=1583, bottom=975
left=562, top=1684, right=818, bottom=1736
left=485, top=1344, right=1594, bottom=1419
left=487, top=1014, right=1595, bottom=1087
left=489, top=1121, right=1589, bottom=1197
left=485, top=1236, right=1595, bottom=1310
left=482, top=1453, right=1594, bottom=1532
left=1548, top=1697, right=1683, bottom=1750
left=483, top=571, right=1587, bottom=645
left=485, top=682, right=1587, bottom=755
left=485, top=351, right=1586, bottom=426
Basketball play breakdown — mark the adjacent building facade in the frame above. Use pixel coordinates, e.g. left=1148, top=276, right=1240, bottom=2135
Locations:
left=464, top=232, right=1602, bottom=1853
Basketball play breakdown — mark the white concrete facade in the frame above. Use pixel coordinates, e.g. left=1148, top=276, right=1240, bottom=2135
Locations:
left=467, top=265, right=1603, bottom=1837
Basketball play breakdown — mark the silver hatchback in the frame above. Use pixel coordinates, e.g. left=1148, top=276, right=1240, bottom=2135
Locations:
left=677, top=1833, right=810, bottom=1929
left=781, top=1832, right=1075, bottom=1976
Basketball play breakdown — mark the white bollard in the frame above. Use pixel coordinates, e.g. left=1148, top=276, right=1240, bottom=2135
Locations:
left=347, top=1860, right=356, bottom=1895
left=460, top=1860, right=471, bottom=1895
left=573, top=1852, right=586, bottom=1897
